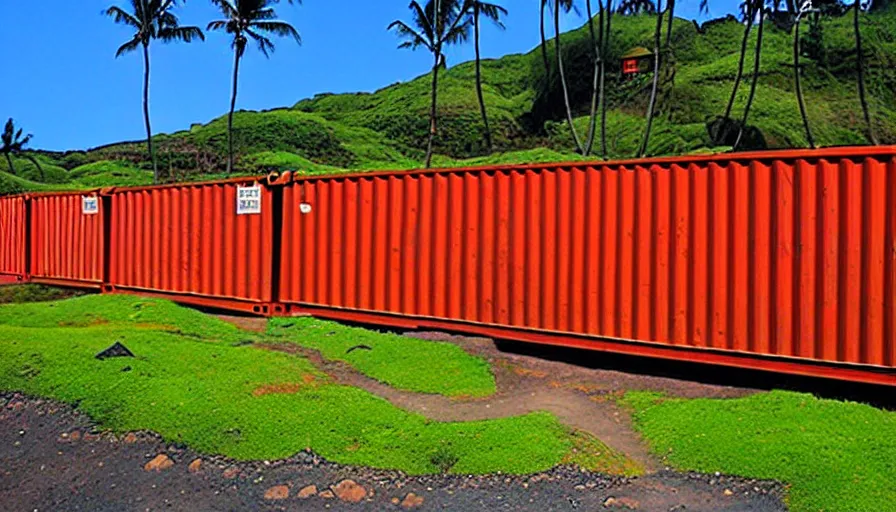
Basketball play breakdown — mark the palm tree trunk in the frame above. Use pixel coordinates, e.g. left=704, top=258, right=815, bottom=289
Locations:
left=794, top=14, right=815, bottom=148
left=584, top=0, right=602, bottom=156
left=142, top=42, right=158, bottom=184
left=25, top=155, right=45, bottom=181
left=734, top=6, right=765, bottom=150
left=639, top=1, right=665, bottom=158
left=425, top=50, right=441, bottom=168
left=600, top=1, right=613, bottom=159
left=540, top=0, right=551, bottom=74
left=474, top=7, right=492, bottom=153
left=228, top=48, right=242, bottom=175
left=716, top=2, right=754, bottom=143
left=554, top=2, right=584, bottom=153
left=854, top=0, right=878, bottom=145
left=4, top=153, right=15, bottom=176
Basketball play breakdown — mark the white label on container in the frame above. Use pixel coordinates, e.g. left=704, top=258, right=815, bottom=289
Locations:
left=82, top=196, right=98, bottom=215
left=299, top=203, right=313, bottom=214
left=237, top=185, right=262, bottom=215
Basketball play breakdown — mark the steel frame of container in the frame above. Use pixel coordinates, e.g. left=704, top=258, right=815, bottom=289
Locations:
left=0, top=146, right=893, bottom=387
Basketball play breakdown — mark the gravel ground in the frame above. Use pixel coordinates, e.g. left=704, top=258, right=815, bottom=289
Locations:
left=0, top=393, right=786, bottom=512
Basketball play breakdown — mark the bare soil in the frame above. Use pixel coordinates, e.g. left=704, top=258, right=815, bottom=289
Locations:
left=0, top=394, right=786, bottom=511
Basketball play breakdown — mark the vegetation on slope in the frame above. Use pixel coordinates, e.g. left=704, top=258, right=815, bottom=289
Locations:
left=6, top=6, right=896, bottom=192
left=621, top=390, right=896, bottom=512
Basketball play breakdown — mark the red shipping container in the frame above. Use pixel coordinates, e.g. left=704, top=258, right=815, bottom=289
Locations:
left=29, top=192, right=105, bottom=288
left=277, top=147, right=896, bottom=386
left=106, top=178, right=275, bottom=314
left=0, top=195, right=27, bottom=284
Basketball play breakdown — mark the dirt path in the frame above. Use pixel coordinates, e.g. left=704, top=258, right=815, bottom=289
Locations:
left=0, top=394, right=785, bottom=511
left=256, top=331, right=754, bottom=474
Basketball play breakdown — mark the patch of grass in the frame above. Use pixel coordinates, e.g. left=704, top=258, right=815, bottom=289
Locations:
left=68, top=160, right=154, bottom=188
left=620, top=390, right=896, bottom=512
left=0, top=285, right=86, bottom=304
left=0, top=295, right=248, bottom=343
left=268, top=317, right=496, bottom=398
left=0, top=297, right=631, bottom=475
left=563, top=429, right=644, bottom=477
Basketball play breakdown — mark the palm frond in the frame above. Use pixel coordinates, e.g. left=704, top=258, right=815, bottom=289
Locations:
left=116, top=36, right=142, bottom=57
left=251, top=20, right=301, bottom=45
left=245, top=28, right=276, bottom=57
left=209, top=0, right=239, bottom=19
left=476, top=2, right=508, bottom=28
left=104, top=5, right=142, bottom=28
left=207, top=19, right=230, bottom=31
left=443, top=17, right=473, bottom=45
left=409, top=1, right=435, bottom=46
left=388, top=20, right=433, bottom=51
left=159, top=25, right=205, bottom=43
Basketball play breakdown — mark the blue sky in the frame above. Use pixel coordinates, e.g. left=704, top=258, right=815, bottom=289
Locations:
left=0, top=1, right=740, bottom=151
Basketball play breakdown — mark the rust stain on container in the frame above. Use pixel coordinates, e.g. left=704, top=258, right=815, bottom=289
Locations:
left=0, top=196, right=26, bottom=281
left=278, top=147, right=896, bottom=386
left=29, top=192, right=104, bottom=287
left=107, top=179, right=274, bottom=314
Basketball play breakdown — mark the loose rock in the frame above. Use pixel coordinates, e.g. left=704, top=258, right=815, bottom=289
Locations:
left=297, top=485, right=318, bottom=499
left=188, top=459, right=202, bottom=474
left=144, top=454, right=174, bottom=472
left=264, top=485, right=290, bottom=500
left=223, top=467, right=240, bottom=479
left=332, top=479, right=367, bottom=503
left=401, top=492, right=425, bottom=509
left=123, top=433, right=138, bottom=444
left=319, top=490, right=335, bottom=499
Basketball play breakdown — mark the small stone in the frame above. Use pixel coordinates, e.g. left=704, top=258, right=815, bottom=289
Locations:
left=123, top=433, right=138, bottom=444
left=604, top=497, right=618, bottom=507
left=332, top=479, right=367, bottom=503
left=401, top=492, right=425, bottom=509
left=69, top=431, right=81, bottom=441
left=188, top=459, right=202, bottom=474
left=263, top=485, right=290, bottom=500
left=297, top=485, right=318, bottom=499
left=223, top=467, right=240, bottom=479
left=84, top=433, right=100, bottom=442
left=391, top=497, right=401, bottom=505
left=319, top=490, right=335, bottom=499
left=144, top=454, right=174, bottom=472
left=574, top=485, right=586, bottom=491
left=723, top=489, right=734, bottom=496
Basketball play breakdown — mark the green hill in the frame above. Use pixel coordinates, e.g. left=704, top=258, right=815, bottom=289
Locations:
left=5, top=6, right=895, bottom=192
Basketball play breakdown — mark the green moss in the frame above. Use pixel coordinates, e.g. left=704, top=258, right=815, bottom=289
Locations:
left=621, top=390, right=896, bottom=512
left=0, top=295, right=247, bottom=344
left=0, top=296, right=633, bottom=475
left=268, top=317, right=496, bottom=398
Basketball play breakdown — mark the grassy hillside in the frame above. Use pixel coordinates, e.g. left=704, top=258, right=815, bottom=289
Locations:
left=5, top=6, right=895, bottom=193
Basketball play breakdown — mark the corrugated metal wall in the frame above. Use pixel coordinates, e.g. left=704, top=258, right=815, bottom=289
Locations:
left=0, top=196, right=26, bottom=279
left=108, top=181, right=274, bottom=307
left=1, top=147, right=893, bottom=384
left=279, top=149, right=896, bottom=373
left=29, top=193, right=104, bottom=285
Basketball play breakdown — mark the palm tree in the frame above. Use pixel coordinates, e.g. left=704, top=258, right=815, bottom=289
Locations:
left=390, top=0, right=472, bottom=168
left=584, top=0, right=604, bottom=157
left=734, top=0, right=766, bottom=150
left=106, top=0, right=204, bottom=183
left=638, top=0, right=665, bottom=158
left=1, top=119, right=44, bottom=180
left=465, top=0, right=507, bottom=153
left=208, top=0, right=301, bottom=175
left=794, top=2, right=816, bottom=148
left=712, top=0, right=756, bottom=144
left=853, top=0, right=878, bottom=144
left=540, top=0, right=552, bottom=74
left=553, top=0, right=584, bottom=153
left=599, top=0, right=614, bottom=157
